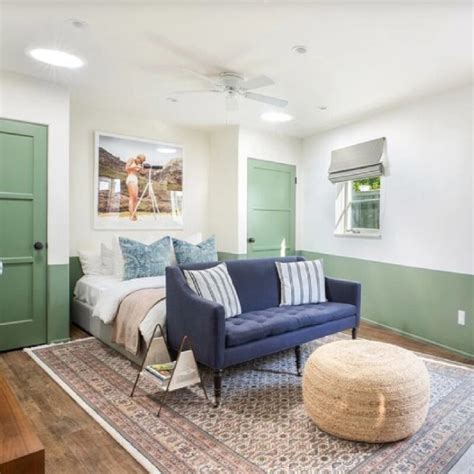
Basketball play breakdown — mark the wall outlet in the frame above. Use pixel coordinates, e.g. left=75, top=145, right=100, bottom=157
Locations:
left=457, top=310, right=466, bottom=326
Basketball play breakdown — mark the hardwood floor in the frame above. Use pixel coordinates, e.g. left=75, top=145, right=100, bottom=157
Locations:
left=349, top=321, right=473, bottom=366
left=0, top=322, right=471, bottom=474
left=0, top=338, right=146, bottom=474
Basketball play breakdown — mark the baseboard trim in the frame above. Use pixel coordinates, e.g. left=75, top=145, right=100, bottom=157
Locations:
left=362, top=317, right=473, bottom=359
left=49, top=337, right=71, bottom=345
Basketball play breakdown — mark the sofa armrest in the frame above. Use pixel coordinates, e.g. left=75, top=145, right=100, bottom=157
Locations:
left=325, top=277, right=361, bottom=325
left=166, top=266, right=226, bottom=369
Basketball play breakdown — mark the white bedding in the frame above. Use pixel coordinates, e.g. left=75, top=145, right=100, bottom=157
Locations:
left=74, top=274, right=166, bottom=345
left=74, top=274, right=120, bottom=307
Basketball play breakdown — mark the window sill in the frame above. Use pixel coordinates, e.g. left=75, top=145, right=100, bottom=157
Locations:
left=334, top=232, right=381, bottom=239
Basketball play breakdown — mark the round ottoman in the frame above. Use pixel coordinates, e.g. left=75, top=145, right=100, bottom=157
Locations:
left=302, top=340, right=430, bottom=443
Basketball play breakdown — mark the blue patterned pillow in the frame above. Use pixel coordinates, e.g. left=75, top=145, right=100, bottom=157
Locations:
left=119, top=237, right=173, bottom=280
left=172, top=236, right=218, bottom=265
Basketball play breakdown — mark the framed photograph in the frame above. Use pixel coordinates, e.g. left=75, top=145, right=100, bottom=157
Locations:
left=94, top=132, right=183, bottom=229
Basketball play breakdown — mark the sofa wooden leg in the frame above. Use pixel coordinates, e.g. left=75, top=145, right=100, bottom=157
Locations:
left=352, top=327, right=358, bottom=340
left=214, top=369, right=223, bottom=408
left=295, top=345, right=302, bottom=376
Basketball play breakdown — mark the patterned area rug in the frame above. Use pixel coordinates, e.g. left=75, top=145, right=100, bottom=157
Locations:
left=26, top=335, right=473, bottom=473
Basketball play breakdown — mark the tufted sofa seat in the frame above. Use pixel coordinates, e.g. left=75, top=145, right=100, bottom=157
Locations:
left=166, top=256, right=361, bottom=406
left=225, top=302, right=357, bottom=347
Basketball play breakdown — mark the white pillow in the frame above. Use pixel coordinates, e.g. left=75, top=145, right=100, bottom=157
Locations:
left=78, top=250, right=104, bottom=275
left=100, top=243, right=114, bottom=276
left=111, top=236, right=125, bottom=279
left=276, top=259, right=327, bottom=306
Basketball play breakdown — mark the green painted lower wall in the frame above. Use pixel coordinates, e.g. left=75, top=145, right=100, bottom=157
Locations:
left=69, top=256, right=83, bottom=301
left=48, top=263, right=70, bottom=344
left=217, top=252, right=249, bottom=261
left=300, top=251, right=473, bottom=357
left=69, top=252, right=473, bottom=357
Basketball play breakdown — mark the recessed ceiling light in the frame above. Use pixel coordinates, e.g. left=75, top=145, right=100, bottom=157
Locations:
left=157, top=147, right=177, bottom=154
left=28, top=48, right=84, bottom=69
left=66, top=18, right=88, bottom=30
left=292, top=45, right=308, bottom=54
left=318, top=106, right=328, bottom=111
left=260, top=111, right=294, bottom=123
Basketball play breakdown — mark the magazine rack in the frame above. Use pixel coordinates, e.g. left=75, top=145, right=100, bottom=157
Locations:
left=130, top=323, right=212, bottom=416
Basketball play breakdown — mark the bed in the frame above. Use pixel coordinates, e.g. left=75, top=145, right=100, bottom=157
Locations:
left=72, top=274, right=167, bottom=364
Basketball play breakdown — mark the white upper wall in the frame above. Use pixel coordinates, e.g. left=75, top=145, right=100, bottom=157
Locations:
left=300, top=85, right=473, bottom=275
left=0, top=71, right=70, bottom=265
left=209, top=126, right=240, bottom=254
left=69, top=101, right=211, bottom=255
left=206, top=126, right=302, bottom=254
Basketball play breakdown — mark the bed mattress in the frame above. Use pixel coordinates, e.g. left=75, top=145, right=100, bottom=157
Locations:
left=73, top=274, right=167, bottom=348
left=74, top=274, right=121, bottom=307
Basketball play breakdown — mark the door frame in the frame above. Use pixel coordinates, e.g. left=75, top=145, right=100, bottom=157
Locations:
left=246, top=157, right=296, bottom=257
left=0, top=117, right=48, bottom=349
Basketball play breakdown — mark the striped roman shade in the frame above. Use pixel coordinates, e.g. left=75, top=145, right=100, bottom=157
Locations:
left=276, top=259, right=326, bottom=306
left=184, top=263, right=242, bottom=318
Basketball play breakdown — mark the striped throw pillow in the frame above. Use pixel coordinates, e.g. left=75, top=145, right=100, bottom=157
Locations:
left=184, top=263, right=242, bottom=318
left=276, top=259, right=327, bottom=306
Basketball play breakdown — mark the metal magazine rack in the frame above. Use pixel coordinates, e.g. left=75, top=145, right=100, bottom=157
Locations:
left=130, top=323, right=212, bottom=416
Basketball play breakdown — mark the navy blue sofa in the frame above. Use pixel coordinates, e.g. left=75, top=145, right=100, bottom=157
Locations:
left=166, top=256, right=361, bottom=406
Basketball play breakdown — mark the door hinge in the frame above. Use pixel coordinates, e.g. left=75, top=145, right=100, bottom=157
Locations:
left=294, top=176, right=297, bottom=184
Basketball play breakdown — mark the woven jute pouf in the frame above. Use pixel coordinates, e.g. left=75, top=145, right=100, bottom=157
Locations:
left=303, top=340, right=430, bottom=443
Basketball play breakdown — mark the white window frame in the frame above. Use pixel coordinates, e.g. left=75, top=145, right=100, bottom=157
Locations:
left=334, top=179, right=382, bottom=238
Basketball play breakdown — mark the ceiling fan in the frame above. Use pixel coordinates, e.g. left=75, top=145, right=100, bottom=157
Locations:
left=174, top=70, right=288, bottom=110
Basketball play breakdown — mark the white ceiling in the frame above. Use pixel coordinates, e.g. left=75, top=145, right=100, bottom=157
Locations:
left=1, top=2, right=472, bottom=137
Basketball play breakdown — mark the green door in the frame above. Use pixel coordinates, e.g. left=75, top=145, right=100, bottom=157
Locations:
left=0, top=119, right=47, bottom=351
left=247, top=158, right=296, bottom=258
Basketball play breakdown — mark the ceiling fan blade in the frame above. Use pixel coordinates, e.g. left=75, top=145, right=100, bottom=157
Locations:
left=180, top=68, right=220, bottom=87
left=173, top=89, right=222, bottom=94
left=240, top=75, right=274, bottom=91
left=243, top=91, right=288, bottom=108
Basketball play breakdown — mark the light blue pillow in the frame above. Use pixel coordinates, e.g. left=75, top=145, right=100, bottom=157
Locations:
left=119, top=236, right=173, bottom=280
left=172, top=236, right=218, bottom=265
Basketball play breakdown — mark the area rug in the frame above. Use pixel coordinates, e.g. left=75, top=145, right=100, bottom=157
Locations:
left=26, top=334, right=473, bottom=473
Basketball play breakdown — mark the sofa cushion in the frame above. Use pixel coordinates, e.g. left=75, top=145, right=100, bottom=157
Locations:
left=225, top=302, right=357, bottom=347
left=184, top=263, right=242, bottom=318
left=225, top=256, right=303, bottom=313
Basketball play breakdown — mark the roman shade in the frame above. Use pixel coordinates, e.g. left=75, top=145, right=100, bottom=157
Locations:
left=328, top=137, right=385, bottom=183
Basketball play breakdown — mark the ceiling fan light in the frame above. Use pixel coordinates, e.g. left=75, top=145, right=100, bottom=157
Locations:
left=27, top=48, right=84, bottom=69
left=260, top=111, right=294, bottom=123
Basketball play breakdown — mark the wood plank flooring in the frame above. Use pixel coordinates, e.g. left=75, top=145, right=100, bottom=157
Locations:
left=0, top=322, right=471, bottom=474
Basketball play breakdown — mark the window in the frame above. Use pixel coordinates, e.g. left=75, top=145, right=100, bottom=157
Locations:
left=335, top=177, right=381, bottom=236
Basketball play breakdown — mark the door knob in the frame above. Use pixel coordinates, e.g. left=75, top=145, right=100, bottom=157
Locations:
left=33, top=241, right=44, bottom=250
left=247, top=237, right=255, bottom=244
